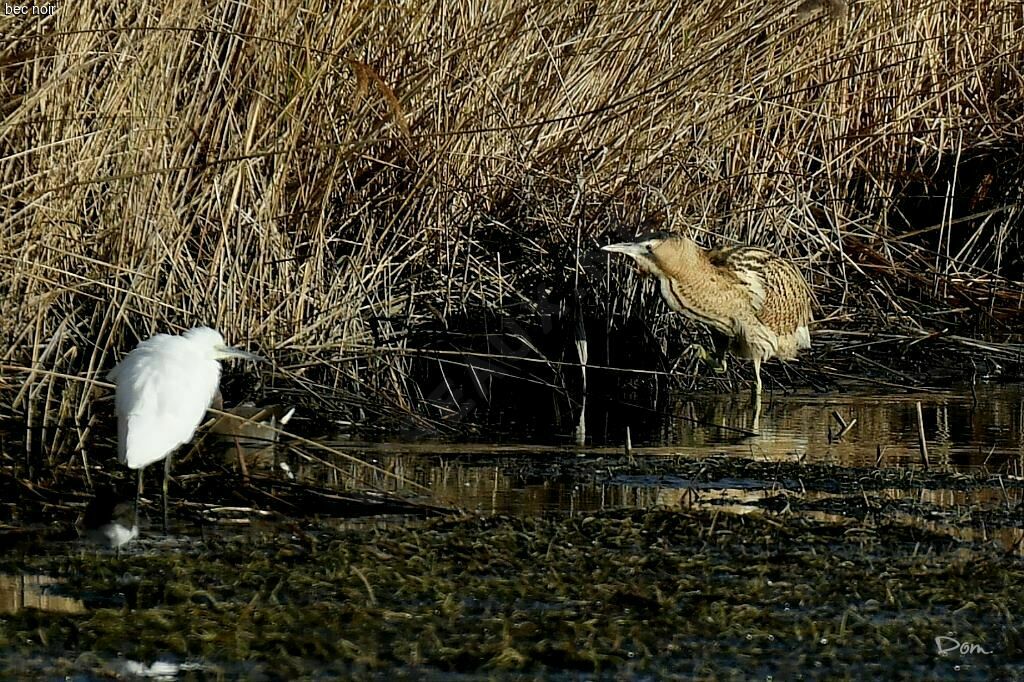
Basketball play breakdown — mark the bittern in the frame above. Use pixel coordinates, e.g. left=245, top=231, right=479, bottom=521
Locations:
left=207, top=401, right=296, bottom=478
left=602, top=233, right=812, bottom=397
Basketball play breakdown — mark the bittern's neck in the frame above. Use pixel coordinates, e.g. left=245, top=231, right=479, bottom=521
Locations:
left=647, top=236, right=736, bottom=336
left=652, top=237, right=709, bottom=279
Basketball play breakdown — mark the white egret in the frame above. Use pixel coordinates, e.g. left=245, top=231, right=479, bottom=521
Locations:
left=108, top=326, right=263, bottom=531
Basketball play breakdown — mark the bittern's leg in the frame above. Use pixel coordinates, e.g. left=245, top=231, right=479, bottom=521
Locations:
left=162, top=454, right=172, bottom=533
left=753, top=358, right=763, bottom=397
left=751, top=390, right=762, bottom=433
left=236, top=436, right=250, bottom=484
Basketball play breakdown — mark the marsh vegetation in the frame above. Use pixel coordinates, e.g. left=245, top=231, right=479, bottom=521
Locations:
left=2, top=0, right=1023, bottom=435
left=3, top=502, right=1023, bottom=678
left=2, top=0, right=1024, bottom=677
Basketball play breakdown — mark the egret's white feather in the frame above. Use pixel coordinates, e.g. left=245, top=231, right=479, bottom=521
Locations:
left=109, top=331, right=222, bottom=469
left=108, top=326, right=262, bottom=532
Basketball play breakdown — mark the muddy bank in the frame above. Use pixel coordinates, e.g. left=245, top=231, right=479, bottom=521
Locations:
left=1, top=506, right=1022, bottom=679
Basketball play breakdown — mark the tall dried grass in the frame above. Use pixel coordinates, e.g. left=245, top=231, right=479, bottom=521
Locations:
left=2, top=0, right=1023, bottom=453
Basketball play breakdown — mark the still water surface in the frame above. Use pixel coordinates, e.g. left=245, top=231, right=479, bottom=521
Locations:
left=293, top=383, right=1024, bottom=515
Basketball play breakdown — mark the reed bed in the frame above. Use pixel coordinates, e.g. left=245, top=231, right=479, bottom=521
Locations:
left=2, top=0, right=1023, bottom=454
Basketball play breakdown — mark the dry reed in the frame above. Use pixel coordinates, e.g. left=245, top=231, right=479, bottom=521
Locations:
left=1, top=0, right=1023, bottom=460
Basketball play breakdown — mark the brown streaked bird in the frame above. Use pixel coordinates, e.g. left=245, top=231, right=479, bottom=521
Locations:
left=602, top=232, right=812, bottom=396
left=206, top=400, right=296, bottom=479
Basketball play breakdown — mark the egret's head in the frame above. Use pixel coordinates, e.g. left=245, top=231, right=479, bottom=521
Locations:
left=601, top=232, right=687, bottom=277
left=183, top=326, right=264, bottom=363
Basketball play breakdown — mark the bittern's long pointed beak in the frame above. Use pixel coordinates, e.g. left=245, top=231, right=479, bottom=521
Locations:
left=601, top=241, right=647, bottom=258
left=217, top=345, right=267, bottom=363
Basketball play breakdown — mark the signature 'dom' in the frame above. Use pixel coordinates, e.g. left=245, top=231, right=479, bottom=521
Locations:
left=935, top=636, right=993, bottom=656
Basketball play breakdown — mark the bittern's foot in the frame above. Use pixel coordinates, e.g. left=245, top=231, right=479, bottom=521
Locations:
left=688, top=344, right=727, bottom=373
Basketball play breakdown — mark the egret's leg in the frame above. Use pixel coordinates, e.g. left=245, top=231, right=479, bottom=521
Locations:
left=135, top=469, right=143, bottom=516
left=236, top=436, right=250, bottom=483
left=162, top=454, right=171, bottom=533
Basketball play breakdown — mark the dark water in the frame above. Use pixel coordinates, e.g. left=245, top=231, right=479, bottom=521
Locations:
left=276, top=382, right=1022, bottom=560
left=307, top=383, right=1024, bottom=512
left=631, top=383, right=1024, bottom=468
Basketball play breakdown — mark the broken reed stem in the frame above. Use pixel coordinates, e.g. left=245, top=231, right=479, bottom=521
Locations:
left=915, top=401, right=929, bottom=470
left=831, top=410, right=856, bottom=441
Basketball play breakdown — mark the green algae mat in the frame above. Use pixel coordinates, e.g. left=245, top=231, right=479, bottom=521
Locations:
left=2, top=506, right=1022, bottom=679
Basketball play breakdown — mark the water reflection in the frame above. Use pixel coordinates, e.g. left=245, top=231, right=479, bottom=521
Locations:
left=0, top=574, right=86, bottom=615
left=324, top=383, right=1024, bottom=475
left=650, top=383, right=1024, bottom=470
left=281, top=383, right=1024, bottom=552
left=189, top=384, right=1024, bottom=496
left=57, top=382, right=1015, bottom=550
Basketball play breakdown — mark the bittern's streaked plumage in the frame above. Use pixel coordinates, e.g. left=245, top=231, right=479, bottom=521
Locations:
left=602, top=233, right=812, bottom=396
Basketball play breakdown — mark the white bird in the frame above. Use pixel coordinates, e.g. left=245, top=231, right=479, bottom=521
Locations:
left=82, top=497, right=139, bottom=556
left=108, top=326, right=264, bottom=531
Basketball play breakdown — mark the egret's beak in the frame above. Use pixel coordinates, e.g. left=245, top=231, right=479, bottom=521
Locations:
left=601, top=242, right=647, bottom=258
left=217, top=346, right=267, bottom=363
